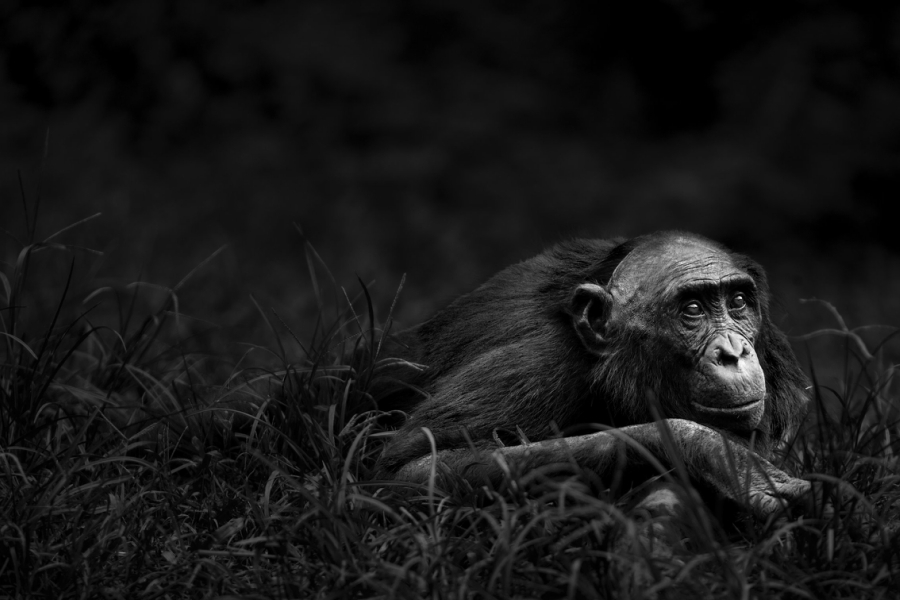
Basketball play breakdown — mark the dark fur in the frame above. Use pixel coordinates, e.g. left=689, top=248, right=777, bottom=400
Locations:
left=377, top=233, right=808, bottom=477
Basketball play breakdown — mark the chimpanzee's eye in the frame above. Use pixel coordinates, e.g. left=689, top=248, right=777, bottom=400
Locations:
left=682, top=301, right=703, bottom=318
left=730, top=293, right=747, bottom=310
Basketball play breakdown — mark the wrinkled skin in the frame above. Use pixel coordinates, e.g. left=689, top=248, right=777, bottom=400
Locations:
left=395, top=419, right=808, bottom=520
left=576, top=235, right=768, bottom=432
left=377, top=232, right=810, bottom=522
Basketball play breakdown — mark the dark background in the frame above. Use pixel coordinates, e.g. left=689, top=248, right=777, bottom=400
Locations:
left=1, top=1, right=898, bottom=368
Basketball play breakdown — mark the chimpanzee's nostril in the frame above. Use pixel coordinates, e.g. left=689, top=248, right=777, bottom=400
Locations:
left=708, top=333, right=746, bottom=367
left=716, top=346, right=740, bottom=366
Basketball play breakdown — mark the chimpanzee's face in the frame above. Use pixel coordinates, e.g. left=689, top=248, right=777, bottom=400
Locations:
left=607, top=236, right=767, bottom=431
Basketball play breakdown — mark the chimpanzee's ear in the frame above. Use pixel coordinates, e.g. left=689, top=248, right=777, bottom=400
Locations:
left=570, top=283, right=614, bottom=356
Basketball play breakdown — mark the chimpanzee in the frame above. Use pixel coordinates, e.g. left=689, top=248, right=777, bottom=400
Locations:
left=376, top=231, right=810, bottom=519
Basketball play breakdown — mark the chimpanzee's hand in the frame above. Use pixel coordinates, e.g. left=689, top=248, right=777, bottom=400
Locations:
left=662, top=419, right=810, bottom=519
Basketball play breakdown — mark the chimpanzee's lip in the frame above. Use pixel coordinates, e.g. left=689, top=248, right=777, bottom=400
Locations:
left=692, top=398, right=763, bottom=414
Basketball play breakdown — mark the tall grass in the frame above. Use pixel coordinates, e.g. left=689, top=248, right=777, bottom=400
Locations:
left=1, top=210, right=898, bottom=599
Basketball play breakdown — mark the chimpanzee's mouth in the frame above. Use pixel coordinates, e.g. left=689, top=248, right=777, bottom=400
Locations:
left=692, top=398, right=763, bottom=414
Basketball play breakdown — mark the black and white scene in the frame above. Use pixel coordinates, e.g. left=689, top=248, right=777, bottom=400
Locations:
left=1, top=2, right=899, bottom=598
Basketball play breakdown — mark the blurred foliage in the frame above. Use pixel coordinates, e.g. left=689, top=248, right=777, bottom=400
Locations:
left=1, top=0, right=899, bottom=347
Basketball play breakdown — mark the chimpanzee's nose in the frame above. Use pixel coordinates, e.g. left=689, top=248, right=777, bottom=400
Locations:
left=709, top=332, right=748, bottom=367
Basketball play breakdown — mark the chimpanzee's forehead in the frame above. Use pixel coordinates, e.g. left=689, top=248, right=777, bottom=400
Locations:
left=608, top=235, right=746, bottom=302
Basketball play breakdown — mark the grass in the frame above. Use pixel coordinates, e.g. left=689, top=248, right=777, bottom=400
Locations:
left=1, top=211, right=899, bottom=600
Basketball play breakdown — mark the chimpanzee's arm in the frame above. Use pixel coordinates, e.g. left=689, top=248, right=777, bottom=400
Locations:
left=393, top=418, right=809, bottom=519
